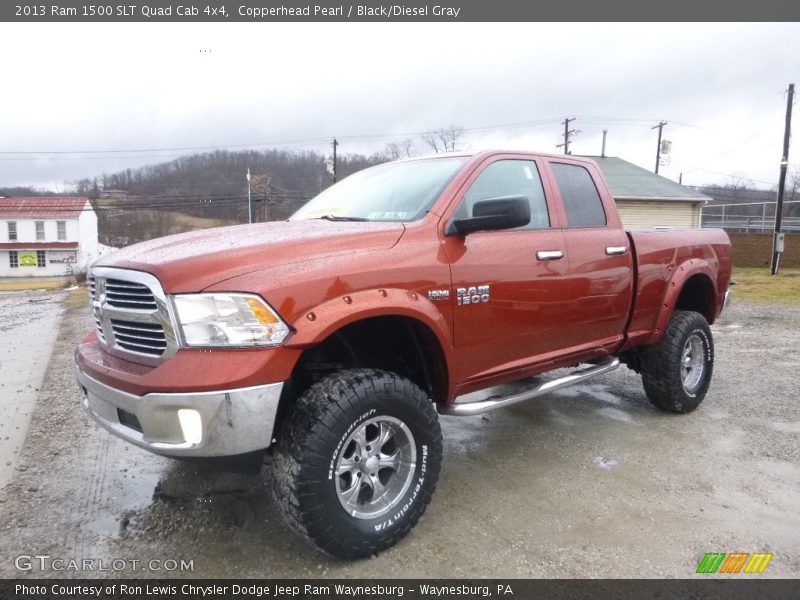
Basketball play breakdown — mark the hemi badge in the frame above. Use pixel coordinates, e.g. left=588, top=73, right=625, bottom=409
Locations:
left=428, top=289, right=450, bottom=301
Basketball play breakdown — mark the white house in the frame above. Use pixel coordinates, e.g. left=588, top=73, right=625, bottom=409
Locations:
left=0, top=197, right=99, bottom=277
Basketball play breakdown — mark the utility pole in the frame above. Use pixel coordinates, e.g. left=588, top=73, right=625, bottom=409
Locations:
left=652, top=121, right=667, bottom=174
left=556, top=118, right=579, bottom=154
left=771, top=83, right=794, bottom=276
left=332, top=138, right=339, bottom=182
left=246, top=167, right=252, bottom=224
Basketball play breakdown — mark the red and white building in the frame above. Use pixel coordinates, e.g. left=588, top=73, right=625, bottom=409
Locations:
left=0, top=197, right=99, bottom=277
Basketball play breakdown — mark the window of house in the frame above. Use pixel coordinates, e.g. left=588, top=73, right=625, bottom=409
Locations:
left=37, top=250, right=46, bottom=268
left=35, top=221, right=45, bottom=241
left=551, top=163, right=607, bottom=228
left=9, top=251, right=19, bottom=268
left=455, top=159, right=551, bottom=230
left=8, top=221, right=17, bottom=241
left=57, top=221, right=66, bottom=240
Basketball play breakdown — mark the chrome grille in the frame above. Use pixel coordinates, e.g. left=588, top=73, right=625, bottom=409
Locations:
left=111, top=319, right=167, bottom=356
left=88, top=276, right=105, bottom=341
left=89, top=267, right=178, bottom=366
left=94, top=315, right=106, bottom=342
left=105, top=278, right=158, bottom=310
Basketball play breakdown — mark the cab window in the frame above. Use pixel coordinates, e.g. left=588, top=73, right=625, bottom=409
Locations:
left=551, top=163, right=607, bottom=228
left=455, top=159, right=550, bottom=229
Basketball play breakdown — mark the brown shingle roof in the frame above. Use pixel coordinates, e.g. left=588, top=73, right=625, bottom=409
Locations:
left=0, top=197, right=90, bottom=218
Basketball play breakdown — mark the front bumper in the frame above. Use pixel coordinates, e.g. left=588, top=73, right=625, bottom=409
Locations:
left=77, top=369, right=283, bottom=458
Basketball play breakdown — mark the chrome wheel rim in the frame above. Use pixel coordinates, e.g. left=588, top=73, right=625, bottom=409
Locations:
left=681, top=334, right=706, bottom=393
left=334, top=416, right=416, bottom=520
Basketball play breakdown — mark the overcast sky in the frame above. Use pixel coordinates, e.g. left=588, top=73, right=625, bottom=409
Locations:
left=1, top=22, right=798, bottom=191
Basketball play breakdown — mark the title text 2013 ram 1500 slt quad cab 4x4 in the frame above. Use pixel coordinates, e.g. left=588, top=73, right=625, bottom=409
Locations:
left=76, top=151, right=732, bottom=558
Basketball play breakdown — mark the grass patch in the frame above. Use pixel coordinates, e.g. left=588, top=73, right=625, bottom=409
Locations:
left=731, top=267, right=800, bottom=306
left=0, top=277, right=75, bottom=292
left=65, top=286, right=89, bottom=308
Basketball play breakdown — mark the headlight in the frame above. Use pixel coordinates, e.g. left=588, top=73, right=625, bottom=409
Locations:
left=172, top=293, right=290, bottom=347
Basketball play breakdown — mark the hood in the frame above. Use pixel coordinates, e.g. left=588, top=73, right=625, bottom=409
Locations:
left=96, top=220, right=406, bottom=292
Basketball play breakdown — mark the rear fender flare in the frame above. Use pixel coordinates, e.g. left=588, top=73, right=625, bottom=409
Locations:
left=647, top=259, right=717, bottom=345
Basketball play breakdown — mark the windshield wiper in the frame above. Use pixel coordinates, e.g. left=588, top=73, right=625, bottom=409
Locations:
left=316, top=215, right=370, bottom=222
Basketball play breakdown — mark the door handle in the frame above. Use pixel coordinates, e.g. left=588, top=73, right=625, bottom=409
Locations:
left=536, top=250, right=564, bottom=261
left=605, top=246, right=628, bottom=256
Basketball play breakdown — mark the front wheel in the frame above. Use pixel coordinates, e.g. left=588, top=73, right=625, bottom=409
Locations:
left=640, top=310, right=714, bottom=413
left=272, top=369, right=442, bottom=559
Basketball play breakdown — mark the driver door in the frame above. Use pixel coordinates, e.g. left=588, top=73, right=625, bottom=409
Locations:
left=441, top=156, right=572, bottom=385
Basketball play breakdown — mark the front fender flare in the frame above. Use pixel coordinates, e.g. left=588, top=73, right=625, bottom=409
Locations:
left=284, top=287, right=455, bottom=397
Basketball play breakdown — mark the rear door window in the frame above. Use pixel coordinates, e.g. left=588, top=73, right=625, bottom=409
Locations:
left=551, top=163, right=607, bottom=228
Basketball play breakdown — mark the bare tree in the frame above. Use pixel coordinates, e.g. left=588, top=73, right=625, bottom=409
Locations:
left=384, top=142, right=403, bottom=161
left=384, top=139, right=416, bottom=160
left=250, top=173, right=271, bottom=222
left=788, top=167, right=799, bottom=199
left=421, top=132, right=441, bottom=154
left=725, top=174, right=756, bottom=200
left=787, top=167, right=800, bottom=219
left=421, top=125, right=464, bottom=154
left=398, top=138, right=415, bottom=158
left=439, top=124, right=464, bottom=152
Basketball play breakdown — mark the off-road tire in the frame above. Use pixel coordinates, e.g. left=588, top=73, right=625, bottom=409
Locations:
left=272, top=368, right=442, bottom=559
left=640, top=310, right=714, bottom=413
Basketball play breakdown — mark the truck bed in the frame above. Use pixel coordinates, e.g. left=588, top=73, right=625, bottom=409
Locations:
left=626, top=228, right=732, bottom=348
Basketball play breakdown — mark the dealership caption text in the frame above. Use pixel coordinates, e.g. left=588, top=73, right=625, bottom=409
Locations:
left=18, top=585, right=341, bottom=597
left=16, top=583, right=506, bottom=597
left=14, top=4, right=461, bottom=19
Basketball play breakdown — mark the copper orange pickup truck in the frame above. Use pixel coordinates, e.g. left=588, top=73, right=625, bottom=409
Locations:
left=75, top=151, right=732, bottom=558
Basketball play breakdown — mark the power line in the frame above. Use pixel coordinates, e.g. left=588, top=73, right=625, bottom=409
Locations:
left=0, top=115, right=693, bottom=158
left=682, top=126, right=773, bottom=175
left=0, top=136, right=335, bottom=156
left=668, top=160, right=776, bottom=186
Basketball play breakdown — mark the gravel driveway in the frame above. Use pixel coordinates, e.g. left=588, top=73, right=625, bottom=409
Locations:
left=0, top=290, right=797, bottom=578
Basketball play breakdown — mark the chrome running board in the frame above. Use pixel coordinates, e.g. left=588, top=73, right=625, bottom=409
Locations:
left=439, top=357, right=620, bottom=416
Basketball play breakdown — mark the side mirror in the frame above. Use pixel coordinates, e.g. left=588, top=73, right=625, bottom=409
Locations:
left=445, top=195, right=531, bottom=236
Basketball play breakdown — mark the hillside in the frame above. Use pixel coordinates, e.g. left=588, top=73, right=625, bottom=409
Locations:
left=74, top=148, right=386, bottom=245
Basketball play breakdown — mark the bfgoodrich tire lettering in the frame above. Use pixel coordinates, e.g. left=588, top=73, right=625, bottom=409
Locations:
left=640, top=310, right=714, bottom=413
left=272, top=369, right=442, bottom=559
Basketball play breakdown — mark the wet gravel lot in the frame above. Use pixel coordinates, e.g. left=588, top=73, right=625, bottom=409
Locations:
left=0, top=289, right=798, bottom=578
left=0, top=290, right=66, bottom=488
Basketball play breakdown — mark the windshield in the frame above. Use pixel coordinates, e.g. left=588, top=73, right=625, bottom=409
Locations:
left=291, top=156, right=469, bottom=222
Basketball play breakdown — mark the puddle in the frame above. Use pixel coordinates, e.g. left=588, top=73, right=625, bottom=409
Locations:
left=593, top=456, right=619, bottom=470
left=87, top=515, right=127, bottom=536
left=713, top=323, right=743, bottom=334
left=768, top=421, right=800, bottom=434
left=151, top=485, right=264, bottom=528
left=596, top=406, right=635, bottom=424
left=547, top=407, right=577, bottom=427
left=552, top=383, right=626, bottom=406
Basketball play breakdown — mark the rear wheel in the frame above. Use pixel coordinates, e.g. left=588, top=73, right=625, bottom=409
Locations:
left=640, top=310, right=714, bottom=413
left=272, top=369, right=442, bottom=558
